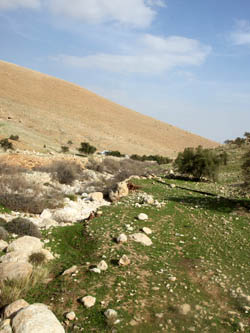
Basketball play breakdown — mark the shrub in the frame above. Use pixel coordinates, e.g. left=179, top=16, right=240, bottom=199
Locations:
left=0, top=266, right=48, bottom=308
left=0, top=163, right=26, bottom=175
left=29, top=252, right=46, bottom=265
left=9, top=135, right=19, bottom=141
left=242, top=148, right=250, bottom=191
left=67, top=140, right=73, bottom=145
left=61, top=146, right=69, bottom=153
left=219, top=151, right=228, bottom=166
left=78, top=142, right=97, bottom=155
left=5, top=217, right=42, bottom=238
left=0, top=168, right=64, bottom=214
left=174, top=146, right=221, bottom=181
left=0, top=226, right=9, bottom=240
left=51, top=161, right=82, bottom=185
left=105, top=150, right=125, bottom=157
left=130, top=154, right=171, bottom=165
left=0, top=138, right=13, bottom=151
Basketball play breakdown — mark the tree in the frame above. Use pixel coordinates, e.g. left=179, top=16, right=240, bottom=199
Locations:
left=78, top=142, right=97, bottom=155
left=61, top=146, right=69, bottom=153
left=0, top=138, right=14, bottom=151
left=174, top=146, right=221, bottom=181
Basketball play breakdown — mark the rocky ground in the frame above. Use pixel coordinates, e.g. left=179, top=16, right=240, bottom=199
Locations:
left=0, top=147, right=249, bottom=332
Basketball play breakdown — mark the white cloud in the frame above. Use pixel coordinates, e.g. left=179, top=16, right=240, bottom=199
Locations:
left=231, top=19, right=250, bottom=45
left=0, top=0, right=40, bottom=10
left=54, top=34, right=211, bottom=74
left=146, top=0, right=167, bottom=8
left=46, top=0, right=156, bottom=28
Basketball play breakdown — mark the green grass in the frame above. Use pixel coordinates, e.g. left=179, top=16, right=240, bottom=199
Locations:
left=24, top=175, right=250, bottom=332
left=0, top=204, right=11, bottom=214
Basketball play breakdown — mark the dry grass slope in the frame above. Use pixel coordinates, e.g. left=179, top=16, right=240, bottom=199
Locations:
left=0, top=60, right=219, bottom=156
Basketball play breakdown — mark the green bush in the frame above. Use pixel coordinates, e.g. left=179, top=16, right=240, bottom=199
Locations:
left=78, top=142, right=97, bottom=155
left=130, top=154, right=171, bottom=165
left=0, top=138, right=13, bottom=151
left=242, top=148, right=250, bottom=190
left=5, top=217, right=42, bottom=238
left=218, top=151, right=228, bottom=165
left=105, top=150, right=125, bottom=157
left=0, top=226, right=9, bottom=240
left=61, top=146, right=69, bottom=153
left=9, top=135, right=19, bottom=141
left=174, top=146, right=221, bottom=181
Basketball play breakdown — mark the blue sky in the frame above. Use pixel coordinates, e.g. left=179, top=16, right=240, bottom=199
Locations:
left=1, top=0, right=250, bottom=143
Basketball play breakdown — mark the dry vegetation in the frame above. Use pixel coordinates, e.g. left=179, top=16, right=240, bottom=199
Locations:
left=0, top=60, right=219, bottom=156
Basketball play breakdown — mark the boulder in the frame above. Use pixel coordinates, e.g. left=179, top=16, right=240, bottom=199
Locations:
left=53, top=207, right=81, bottom=223
left=39, top=218, right=58, bottom=229
left=7, top=236, right=43, bottom=255
left=0, top=262, right=33, bottom=281
left=11, top=303, right=65, bottom=333
left=4, top=299, right=29, bottom=319
left=130, top=233, right=152, bottom=246
left=89, top=192, right=103, bottom=202
left=40, top=209, right=52, bottom=220
left=109, top=181, right=129, bottom=202
left=0, top=251, right=29, bottom=264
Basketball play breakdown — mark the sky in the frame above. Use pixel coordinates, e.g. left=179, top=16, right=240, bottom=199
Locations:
left=0, top=0, right=250, bottom=143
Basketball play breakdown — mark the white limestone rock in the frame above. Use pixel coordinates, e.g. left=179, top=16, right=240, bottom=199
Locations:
left=7, top=236, right=43, bottom=255
left=4, top=299, right=29, bottom=319
left=97, top=260, right=108, bottom=271
left=137, top=213, right=148, bottom=221
left=142, top=227, right=152, bottom=235
left=0, top=251, right=29, bottom=264
left=11, top=303, right=65, bottom=333
left=88, top=192, right=103, bottom=202
left=0, top=262, right=33, bottom=282
left=62, top=265, right=78, bottom=276
left=117, top=234, right=128, bottom=244
left=130, top=233, right=152, bottom=246
left=104, top=309, right=118, bottom=320
left=81, top=296, right=96, bottom=308
left=65, top=312, right=76, bottom=321
left=119, top=255, right=131, bottom=266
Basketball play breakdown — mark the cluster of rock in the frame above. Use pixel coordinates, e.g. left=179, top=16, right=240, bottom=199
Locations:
left=0, top=236, right=53, bottom=282
left=0, top=181, right=131, bottom=230
left=0, top=300, right=65, bottom=333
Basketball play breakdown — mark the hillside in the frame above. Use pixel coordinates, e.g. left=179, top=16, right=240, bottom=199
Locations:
left=0, top=60, right=219, bottom=157
left=0, top=145, right=249, bottom=332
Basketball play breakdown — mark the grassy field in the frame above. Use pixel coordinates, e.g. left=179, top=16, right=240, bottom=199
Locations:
left=24, top=172, right=249, bottom=332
